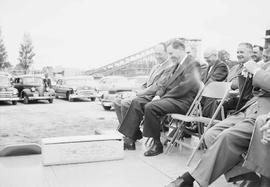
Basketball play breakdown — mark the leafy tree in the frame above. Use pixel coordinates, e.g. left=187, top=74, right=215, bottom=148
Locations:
left=0, top=28, right=11, bottom=70
left=17, top=33, right=35, bottom=74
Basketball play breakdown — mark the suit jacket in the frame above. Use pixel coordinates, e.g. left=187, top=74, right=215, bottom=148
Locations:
left=202, top=60, right=229, bottom=84
left=200, top=61, right=228, bottom=119
left=136, top=66, right=172, bottom=97
left=145, top=59, right=173, bottom=87
left=155, top=55, right=200, bottom=101
left=137, top=55, right=200, bottom=100
left=225, top=66, right=270, bottom=182
left=236, top=64, right=270, bottom=117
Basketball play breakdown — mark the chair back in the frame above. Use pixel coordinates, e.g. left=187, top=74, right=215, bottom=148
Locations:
left=186, top=81, right=205, bottom=115
left=202, top=81, right=232, bottom=99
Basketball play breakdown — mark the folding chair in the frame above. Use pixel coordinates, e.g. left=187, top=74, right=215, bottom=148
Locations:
left=163, top=82, right=205, bottom=152
left=144, top=82, right=204, bottom=148
left=165, top=81, right=232, bottom=165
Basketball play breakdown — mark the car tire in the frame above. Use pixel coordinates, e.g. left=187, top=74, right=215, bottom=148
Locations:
left=48, top=99, right=54, bottom=103
left=23, top=95, right=29, bottom=104
left=102, top=105, right=111, bottom=111
left=66, top=92, right=73, bottom=102
left=12, top=101, right=17, bottom=105
left=90, top=97, right=96, bottom=102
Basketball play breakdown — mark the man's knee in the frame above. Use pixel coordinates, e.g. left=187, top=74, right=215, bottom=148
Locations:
left=144, top=102, right=155, bottom=113
left=216, top=129, right=238, bottom=146
left=130, top=97, right=142, bottom=107
left=144, top=102, right=157, bottom=113
left=121, top=99, right=131, bottom=108
left=114, top=99, right=121, bottom=107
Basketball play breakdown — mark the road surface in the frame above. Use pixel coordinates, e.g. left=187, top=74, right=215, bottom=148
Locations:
left=0, top=98, right=119, bottom=149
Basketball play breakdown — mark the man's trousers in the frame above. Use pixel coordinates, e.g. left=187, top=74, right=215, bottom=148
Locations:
left=118, top=96, right=189, bottom=140
left=190, top=113, right=254, bottom=187
left=243, top=115, right=270, bottom=179
left=114, top=98, right=132, bottom=124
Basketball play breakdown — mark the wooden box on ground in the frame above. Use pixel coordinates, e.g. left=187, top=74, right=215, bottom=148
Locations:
left=41, top=135, right=123, bottom=166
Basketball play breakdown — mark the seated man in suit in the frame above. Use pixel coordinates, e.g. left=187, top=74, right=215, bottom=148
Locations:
left=165, top=43, right=270, bottom=187
left=118, top=40, right=200, bottom=156
left=201, top=48, right=229, bottom=85
left=201, top=48, right=229, bottom=119
left=114, top=43, right=172, bottom=124
left=234, top=114, right=270, bottom=187
left=222, top=43, right=255, bottom=115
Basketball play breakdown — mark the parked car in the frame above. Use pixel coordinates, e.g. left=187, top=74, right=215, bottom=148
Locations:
left=97, top=76, right=128, bottom=92
left=54, top=76, right=98, bottom=102
left=0, top=73, right=19, bottom=105
left=14, top=75, right=55, bottom=104
left=100, top=76, right=148, bottom=110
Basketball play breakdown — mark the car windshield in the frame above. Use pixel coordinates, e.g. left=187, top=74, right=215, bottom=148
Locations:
left=65, top=79, right=94, bottom=86
left=0, top=76, right=10, bottom=87
left=23, top=77, right=43, bottom=85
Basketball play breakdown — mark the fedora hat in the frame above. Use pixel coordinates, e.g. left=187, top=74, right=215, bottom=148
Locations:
left=264, top=29, right=270, bottom=39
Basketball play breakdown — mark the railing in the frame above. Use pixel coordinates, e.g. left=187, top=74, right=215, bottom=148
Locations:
left=86, top=38, right=202, bottom=77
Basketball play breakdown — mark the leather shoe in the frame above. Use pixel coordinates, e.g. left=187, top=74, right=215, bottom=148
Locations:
left=144, top=142, right=163, bottom=156
left=123, top=137, right=136, bottom=150
left=165, top=177, right=193, bottom=187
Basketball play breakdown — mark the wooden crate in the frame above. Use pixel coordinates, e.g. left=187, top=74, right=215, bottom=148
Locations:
left=41, top=135, right=124, bottom=166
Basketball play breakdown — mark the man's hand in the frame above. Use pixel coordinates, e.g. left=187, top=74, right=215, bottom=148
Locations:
left=244, top=60, right=261, bottom=75
left=260, top=117, right=270, bottom=145
left=152, top=95, right=160, bottom=101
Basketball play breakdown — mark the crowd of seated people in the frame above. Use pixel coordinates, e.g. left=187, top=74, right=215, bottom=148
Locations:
left=115, top=39, right=270, bottom=186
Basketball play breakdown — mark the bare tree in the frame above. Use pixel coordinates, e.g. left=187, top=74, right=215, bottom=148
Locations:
left=17, top=33, right=35, bottom=74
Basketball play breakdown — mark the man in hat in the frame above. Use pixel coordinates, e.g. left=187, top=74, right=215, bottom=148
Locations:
left=264, top=29, right=270, bottom=48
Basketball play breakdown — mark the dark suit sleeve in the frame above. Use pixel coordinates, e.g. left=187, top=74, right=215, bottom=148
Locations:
left=253, top=69, right=270, bottom=93
left=162, top=63, right=200, bottom=98
left=136, top=83, right=157, bottom=96
left=136, top=68, right=171, bottom=97
left=208, top=63, right=229, bottom=83
left=155, top=67, right=174, bottom=97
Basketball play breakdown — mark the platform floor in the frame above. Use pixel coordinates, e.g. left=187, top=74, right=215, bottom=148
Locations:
left=0, top=139, right=238, bottom=187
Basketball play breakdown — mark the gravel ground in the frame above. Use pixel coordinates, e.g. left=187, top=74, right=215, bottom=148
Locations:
left=0, top=99, right=119, bottom=149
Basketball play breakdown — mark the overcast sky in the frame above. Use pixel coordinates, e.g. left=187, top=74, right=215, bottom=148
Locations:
left=0, top=0, right=270, bottom=70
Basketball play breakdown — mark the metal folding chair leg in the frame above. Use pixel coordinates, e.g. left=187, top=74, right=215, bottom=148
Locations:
left=165, top=123, right=185, bottom=154
left=145, top=138, right=153, bottom=147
